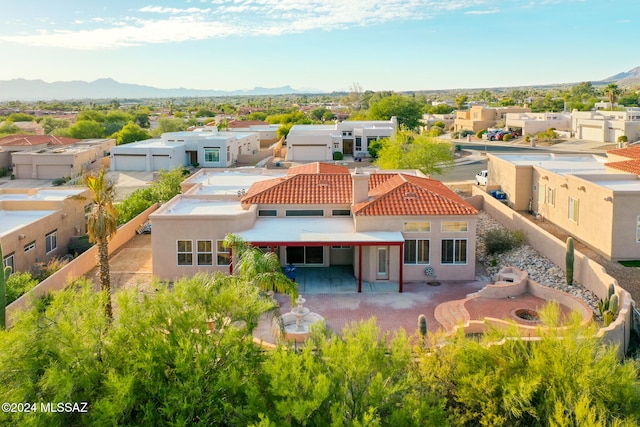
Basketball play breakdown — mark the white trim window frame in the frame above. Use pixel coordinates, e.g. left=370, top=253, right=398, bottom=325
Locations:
left=177, top=240, right=193, bottom=266
left=216, top=240, right=231, bottom=266
left=45, top=230, right=58, bottom=254
left=568, top=196, right=579, bottom=224
left=3, top=252, right=15, bottom=271
left=404, top=239, right=430, bottom=265
left=197, top=240, right=213, bottom=266
left=441, top=221, right=468, bottom=233
left=441, top=239, right=467, bottom=265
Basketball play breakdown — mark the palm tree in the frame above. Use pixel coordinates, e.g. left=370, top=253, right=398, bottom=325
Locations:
left=85, top=169, right=118, bottom=320
left=0, top=243, right=11, bottom=330
left=603, top=83, right=622, bottom=111
left=223, top=234, right=298, bottom=300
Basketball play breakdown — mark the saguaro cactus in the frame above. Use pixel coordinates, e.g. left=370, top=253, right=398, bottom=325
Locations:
left=0, top=244, right=12, bottom=330
left=418, top=314, right=427, bottom=338
left=565, top=237, right=574, bottom=286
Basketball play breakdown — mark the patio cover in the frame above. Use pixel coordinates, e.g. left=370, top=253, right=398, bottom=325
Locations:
left=236, top=217, right=404, bottom=245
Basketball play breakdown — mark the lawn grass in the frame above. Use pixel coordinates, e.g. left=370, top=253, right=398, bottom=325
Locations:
left=619, top=260, right=640, bottom=267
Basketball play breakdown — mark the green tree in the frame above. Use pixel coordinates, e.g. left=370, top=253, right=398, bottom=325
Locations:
left=77, top=110, right=107, bottom=123
left=67, top=120, right=106, bottom=139
left=368, top=94, right=422, bottom=130
left=39, top=116, right=70, bottom=135
left=84, top=169, right=118, bottom=320
left=455, top=94, right=469, bottom=110
left=310, top=107, right=330, bottom=122
left=6, top=112, right=35, bottom=122
left=603, top=83, right=623, bottom=110
left=374, top=132, right=454, bottom=175
left=152, top=117, right=189, bottom=136
left=113, top=122, right=152, bottom=145
left=277, top=123, right=292, bottom=139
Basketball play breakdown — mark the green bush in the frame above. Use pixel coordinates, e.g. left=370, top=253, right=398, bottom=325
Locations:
left=68, top=235, right=93, bottom=256
left=427, top=127, right=443, bottom=137
left=5, top=272, right=39, bottom=305
left=332, top=151, right=344, bottom=161
left=0, top=167, right=7, bottom=178
left=618, top=135, right=628, bottom=143
left=484, top=228, right=526, bottom=255
left=52, top=177, right=71, bottom=186
left=476, top=129, right=487, bottom=139
left=502, top=133, right=511, bottom=142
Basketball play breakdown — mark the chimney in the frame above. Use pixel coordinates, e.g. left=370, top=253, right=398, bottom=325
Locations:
left=351, top=168, right=370, bottom=204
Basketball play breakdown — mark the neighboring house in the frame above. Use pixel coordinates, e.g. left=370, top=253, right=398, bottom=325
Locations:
left=110, top=129, right=259, bottom=171
left=12, top=139, right=114, bottom=180
left=285, top=118, right=397, bottom=161
left=454, top=106, right=531, bottom=133
left=225, top=120, right=281, bottom=147
left=150, top=162, right=478, bottom=289
left=572, top=109, right=640, bottom=143
left=421, top=113, right=456, bottom=131
left=486, top=150, right=640, bottom=260
left=505, top=112, right=572, bottom=136
left=0, top=188, right=90, bottom=273
left=0, top=134, right=81, bottom=169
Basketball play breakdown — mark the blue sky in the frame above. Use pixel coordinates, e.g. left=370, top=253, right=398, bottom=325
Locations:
left=1, top=0, right=638, bottom=92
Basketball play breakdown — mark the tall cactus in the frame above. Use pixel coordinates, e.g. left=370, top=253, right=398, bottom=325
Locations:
left=609, top=294, right=619, bottom=316
left=565, top=237, right=574, bottom=286
left=418, top=314, right=427, bottom=338
left=0, top=244, right=12, bottom=330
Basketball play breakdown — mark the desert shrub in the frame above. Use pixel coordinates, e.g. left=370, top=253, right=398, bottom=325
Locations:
left=68, top=235, right=93, bottom=256
left=0, top=167, right=7, bottom=178
left=618, top=135, right=628, bottom=143
left=484, top=228, right=526, bottom=255
left=432, top=120, right=446, bottom=129
left=52, top=176, right=71, bottom=186
left=427, top=127, right=443, bottom=137
left=31, top=257, right=69, bottom=282
left=5, top=272, right=39, bottom=305
left=476, top=129, right=487, bottom=139
left=333, top=151, right=343, bottom=160
left=502, top=133, right=511, bottom=142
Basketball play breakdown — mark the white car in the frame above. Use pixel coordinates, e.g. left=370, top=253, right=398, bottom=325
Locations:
left=475, top=170, right=488, bottom=186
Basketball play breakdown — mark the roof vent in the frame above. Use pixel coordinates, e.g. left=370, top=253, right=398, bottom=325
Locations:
left=317, top=180, right=330, bottom=187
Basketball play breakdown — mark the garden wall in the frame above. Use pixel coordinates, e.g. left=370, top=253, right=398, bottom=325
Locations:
left=5, top=203, right=159, bottom=328
left=470, top=187, right=633, bottom=356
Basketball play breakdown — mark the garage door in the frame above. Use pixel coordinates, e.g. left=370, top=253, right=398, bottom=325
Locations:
left=37, top=165, right=69, bottom=179
left=580, top=126, right=603, bottom=142
left=114, top=154, right=147, bottom=171
left=293, top=145, right=327, bottom=161
left=152, top=155, right=172, bottom=171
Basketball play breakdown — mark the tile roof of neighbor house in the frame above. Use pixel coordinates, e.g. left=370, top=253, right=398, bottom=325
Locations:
left=607, top=146, right=640, bottom=159
left=241, top=162, right=478, bottom=216
left=0, top=134, right=80, bottom=147
left=354, top=174, right=478, bottom=216
left=605, top=159, right=640, bottom=175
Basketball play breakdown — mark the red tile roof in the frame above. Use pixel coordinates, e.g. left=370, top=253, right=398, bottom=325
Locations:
left=354, top=174, right=478, bottom=216
left=605, top=159, right=640, bottom=175
left=241, top=162, right=477, bottom=216
left=0, top=134, right=80, bottom=147
left=607, top=146, right=640, bottom=160
left=287, top=163, right=350, bottom=175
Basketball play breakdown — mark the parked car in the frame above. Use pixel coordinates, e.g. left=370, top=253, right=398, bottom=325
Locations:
left=490, top=189, right=508, bottom=204
left=476, top=170, right=488, bottom=185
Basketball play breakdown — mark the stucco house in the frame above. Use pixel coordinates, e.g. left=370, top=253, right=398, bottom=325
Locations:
left=110, top=129, right=259, bottom=171
left=505, top=112, right=572, bottom=136
left=285, top=118, right=397, bottom=161
left=1, top=188, right=90, bottom=273
left=485, top=149, right=640, bottom=260
left=0, top=134, right=81, bottom=169
left=149, top=163, right=478, bottom=290
left=454, top=106, right=531, bottom=133
left=572, top=109, right=640, bottom=143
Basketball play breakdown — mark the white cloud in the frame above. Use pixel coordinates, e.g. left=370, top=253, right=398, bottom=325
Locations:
left=464, top=8, right=499, bottom=14
left=0, top=0, right=488, bottom=49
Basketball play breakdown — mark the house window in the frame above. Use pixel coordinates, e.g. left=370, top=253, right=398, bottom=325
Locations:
left=3, top=252, right=14, bottom=272
left=334, top=143, right=339, bottom=149
left=197, top=240, right=213, bottom=266
left=331, top=245, right=351, bottom=249
left=204, top=148, right=220, bottom=162
left=45, top=230, right=57, bottom=253
left=404, top=221, right=431, bottom=233
left=355, top=137, right=362, bottom=151
left=258, top=210, right=277, bottom=217
left=538, top=183, right=546, bottom=205
left=636, top=216, right=640, bottom=243
left=568, top=196, right=579, bottom=223
left=404, top=239, right=430, bottom=264
left=441, top=239, right=467, bottom=264
left=332, top=209, right=351, bottom=216
left=24, top=241, right=36, bottom=253
left=547, top=187, right=555, bottom=207
left=217, top=240, right=230, bottom=266
left=285, top=210, right=324, bottom=217
left=441, top=221, right=468, bottom=232
left=177, top=240, right=193, bottom=266
left=227, top=146, right=231, bottom=162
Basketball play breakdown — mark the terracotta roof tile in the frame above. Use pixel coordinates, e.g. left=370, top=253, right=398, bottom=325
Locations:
left=605, top=159, right=640, bottom=175
left=354, top=174, right=478, bottom=216
left=241, top=174, right=352, bottom=204
left=607, top=146, right=640, bottom=159
left=287, top=162, right=350, bottom=175
left=0, top=134, right=80, bottom=147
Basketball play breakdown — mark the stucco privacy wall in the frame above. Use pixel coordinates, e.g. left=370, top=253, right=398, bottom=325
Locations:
left=4, top=203, right=159, bottom=328
left=469, top=188, right=633, bottom=356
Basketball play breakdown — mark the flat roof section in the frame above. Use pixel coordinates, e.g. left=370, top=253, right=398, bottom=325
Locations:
left=160, top=199, right=246, bottom=216
left=494, top=154, right=608, bottom=175
left=237, top=217, right=405, bottom=244
left=0, top=188, right=85, bottom=201
left=582, top=179, right=640, bottom=192
left=0, top=210, right=57, bottom=237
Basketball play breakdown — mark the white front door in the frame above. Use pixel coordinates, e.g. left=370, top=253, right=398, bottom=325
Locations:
left=377, top=247, right=389, bottom=280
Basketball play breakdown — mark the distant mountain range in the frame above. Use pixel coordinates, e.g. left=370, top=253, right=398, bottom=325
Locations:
left=602, top=66, right=640, bottom=87
left=0, top=67, right=638, bottom=101
left=0, top=78, right=311, bottom=101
